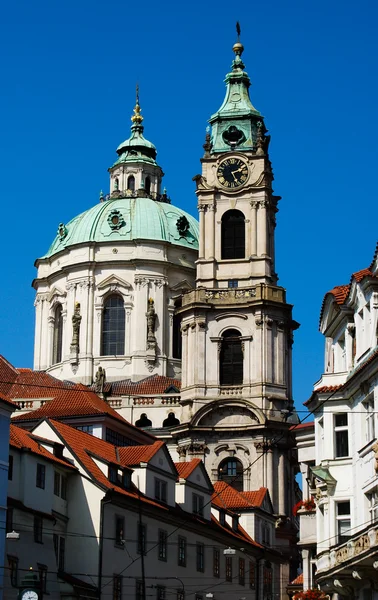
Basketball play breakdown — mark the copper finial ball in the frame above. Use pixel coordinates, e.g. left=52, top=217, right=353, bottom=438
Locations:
left=232, top=41, right=244, bottom=56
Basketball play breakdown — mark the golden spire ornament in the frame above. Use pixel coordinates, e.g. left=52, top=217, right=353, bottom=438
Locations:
left=131, top=83, right=143, bottom=125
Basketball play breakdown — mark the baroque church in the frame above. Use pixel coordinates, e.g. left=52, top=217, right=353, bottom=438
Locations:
left=32, top=35, right=299, bottom=547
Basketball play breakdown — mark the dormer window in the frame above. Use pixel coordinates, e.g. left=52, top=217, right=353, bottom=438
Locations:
left=219, top=510, right=226, bottom=526
left=193, top=493, right=204, bottom=517
left=108, top=465, right=118, bottom=484
left=123, top=471, right=131, bottom=489
left=155, top=478, right=167, bottom=503
left=232, top=515, right=239, bottom=531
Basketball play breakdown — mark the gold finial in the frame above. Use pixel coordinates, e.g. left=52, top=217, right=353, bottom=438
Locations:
left=131, top=83, right=144, bottom=125
left=233, top=21, right=244, bottom=56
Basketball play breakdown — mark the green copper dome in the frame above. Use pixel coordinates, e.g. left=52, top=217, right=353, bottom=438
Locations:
left=43, top=196, right=199, bottom=258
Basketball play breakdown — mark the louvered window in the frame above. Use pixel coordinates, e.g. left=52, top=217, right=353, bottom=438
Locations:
left=221, top=210, right=245, bottom=259
left=220, top=329, right=243, bottom=385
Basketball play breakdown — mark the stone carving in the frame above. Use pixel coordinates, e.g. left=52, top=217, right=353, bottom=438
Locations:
left=205, top=288, right=256, bottom=300
left=70, top=302, right=82, bottom=357
left=372, top=442, right=378, bottom=472
left=58, top=223, right=68, bottom=240
left=107, top=209, right=125, bottom=231
left=94, top=366, right=106, bottom=394
left=176, top=215, right=190, bottom=236
left=146, top=298, right=157, bottom=350
left=256, top=121, right=265, bottom=156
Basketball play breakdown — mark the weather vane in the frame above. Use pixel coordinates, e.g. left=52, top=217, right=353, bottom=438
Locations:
left=236, top=21, right=241, bottom=40
left=136, top=83, right=140, bottom=105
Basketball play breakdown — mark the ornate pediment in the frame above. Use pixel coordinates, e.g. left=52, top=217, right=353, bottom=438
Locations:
left=48, top=286, right=66, bottom=304
left=170, top=279, right=193, bottom=293
left=96, top=275, right=132, bottom=296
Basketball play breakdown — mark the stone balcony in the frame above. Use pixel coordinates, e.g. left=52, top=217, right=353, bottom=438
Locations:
left=316, top=521, right=378, bottom=584
left=182, top=284, right=286, bottom=307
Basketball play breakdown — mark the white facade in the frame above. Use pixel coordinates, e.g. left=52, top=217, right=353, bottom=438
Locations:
left=303, top=246, right=378, bottom=599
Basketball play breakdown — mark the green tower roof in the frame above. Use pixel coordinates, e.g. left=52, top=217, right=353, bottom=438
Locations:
left=209, top=28, right=264, bottom=154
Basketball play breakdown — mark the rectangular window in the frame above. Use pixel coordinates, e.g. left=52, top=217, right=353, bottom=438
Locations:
left=34, top=516, right=43, bottom=543
left=54, top=472, right=60, bottom=496
left=115, top=516, right=124, bottom=547
left=158, top=529, right=167, bottom=561
left=6, top=507, right=13, bottom=533
left=213, top=548, right=220, bottom=578
left=113, top=575, right=122, bottom=600
left=137, top=522, right=146, bottom=555
left=263, top=565, right=273, bottom=597
left=59, top=537, right=65, bottom=571
left=336, top=500, right=351, bottom=544
left=228, top=280, right=238, bottom=288
left=8, top=455, right=13, bottom=481
left=239, top=558, right=245, bottom=586
left=156, top=586, right=165, bottom=600
left=249, top=561, right=256, bottom=589
left=76, top=425, right=94, bottom=434
left=178, top=536, right=186, bottom=567
left=364, top=398, right=375, bottom=442
left=123, top=471, right=131, bottom=489
left=61, top=476, right=67, bottom=500
left=8, top=556, right=18, bottom=587
left=334, top=413, right=349, bottom=457
left=225, top=556, right=232, bottom=582
left=155, top=478, right=168, bottom=503
left=368, top=489, right=378, bottom=522
left=36, top=464, right=46, bottom=489
left=192, top=494, right=204, bottom=517
left=38, top=564, right=47, bottom=593
left=196, top=542, right=205, bottom=572
left=136, top=581, right=144, bottom=600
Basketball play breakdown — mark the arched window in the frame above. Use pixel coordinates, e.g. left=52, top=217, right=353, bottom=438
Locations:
left=101, top=295, right=125, bottom=356
left=52, top=304, right=63, bottom=364
left=135, top=413, right=152, bottom=428
left=172, top=298, right=182, bottom=359
left=219, top=329, right=243, bottom=385
left=144, top=176, right=151, bottom=194
left=218, top=457, right=243, bottom=491
left=221, top=210, right=245, bottom=259
left=114, top=177, right=119, bottom=191
left=162, top=412, right=180, bottom=428
left=127, top=175, right=135, bottom=191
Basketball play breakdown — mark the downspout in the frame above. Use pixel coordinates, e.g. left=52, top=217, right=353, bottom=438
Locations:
left=98, top=494, right=112, bottom=600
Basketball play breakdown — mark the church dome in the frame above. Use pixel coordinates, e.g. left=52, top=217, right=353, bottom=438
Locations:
left=44, top=195, right=199, bottom=258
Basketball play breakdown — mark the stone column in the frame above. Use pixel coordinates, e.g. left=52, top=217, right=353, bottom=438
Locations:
left=266, top=447, right=274, bottom=510
left=278, top=452, right=286, bottom=515
left=198, top=205, right=206, bottom=259
left=208, top=204, right=215, bottom=260
left=257, top=200, right=268, bottom=257
left=197, top=322, right=207, bottom=386
left=250, top=201, right=258, bottom=256
left=33, top=295, right=45, bottom=369
left=180, top=324, right=189, bottom=388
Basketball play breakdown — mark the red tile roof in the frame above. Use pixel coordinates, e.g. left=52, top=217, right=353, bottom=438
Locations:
left=0, top=392, right=17, bottom=409
left=175, top=459, right=202, bottom=480
left=328, top=285, right=351, bottom=305
left=0, top=355, right=19, bottom=397
left=105, top=375, right=181, bottom=396
left=10, top=424, right=77, bottom=470
left=118, top=441, right=166, bottom=466
left=210, top=514, right=262, bottom=548
left=12, top=384, right=129, bottom=426
left=212, top=481, right=268, bottom=510
left=290, top=421, right=314, bottom=431
left=290, top=573, right=303, bottom=585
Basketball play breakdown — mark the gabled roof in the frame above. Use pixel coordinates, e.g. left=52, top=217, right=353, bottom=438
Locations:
left=10, top=424, right=77, bottom=470
left=212, top=481, right=269, bottom=511
left=175, top=459, right=202, bottom=480
left=0, top=391, right=17, bottom=409
left=0, top=355, right=19, bottom=397
left=290, top=573, right=303, bottom=585
left=12, top=384, right=130, bottom=427
left=118, top=441, right=166, bottom=466
left=102, top=374, right=181, bottom=396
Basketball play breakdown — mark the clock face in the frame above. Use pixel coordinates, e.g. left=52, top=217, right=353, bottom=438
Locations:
left=21, top=591, right=38, bottom=600
left=217, top=158, right=248, bottom=189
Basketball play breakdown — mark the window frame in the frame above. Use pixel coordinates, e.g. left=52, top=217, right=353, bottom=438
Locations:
left=178, top=536, right=187, bottom=567
left=192, top=493, right=204, bottom=517
left=239, top=557, right=245, bottom=586
left=249, top=561, right=256, bottom=589
left=334, top=413, right=349, bottom=458
left=196, top=542, right=205, bottom=572
left=101, top=294, right=126, bottom=356
left=225, top=556, right=232, bottom=582
left=363, top=397, right=375, bottom=442
left=221, top=209, right=245, bottom=260
left=155, top=478, right=168, bottom=503
left=113, top=574, right=123, bottom=600
left=137, top=522, right=146, bottom=555
left=36, top=463, right=46, bottom=489
left=367, top=489, right=378, bottom=522
left=52, top=304, right=63, bottom=365
left=219, top=329, right=243, bottom=387
left=34, top=516, right=43, bottom=544
left=8, top=555, right=18, bottom=587
left=115, top=516, right=125, bottom=547
left=158, top=529, right=168, bottom=561
left=213, top=548, right=220, bottom=578
left=336, top=500, right=351, bottom=544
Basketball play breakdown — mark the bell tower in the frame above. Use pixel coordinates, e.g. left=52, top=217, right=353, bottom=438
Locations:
left=174, top=29, right=299, bottom=557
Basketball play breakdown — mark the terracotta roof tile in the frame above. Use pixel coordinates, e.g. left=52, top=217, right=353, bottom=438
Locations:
left=290, top=573, right=303, bottom=585
left=175, top=459, right=202, bottom=480
left=290, top=421, right=314, bottom=431
left=213, top=482, right=268, bottom=510
left=210, top=514, right=262, bottom=548
left=0, top=355, right=19, bottom=397
left=118, top=441, right=165, bottom=465
left=10, top=424, right=77, bottom=470
left=0, top=392, right=17, bottom=409
left=105, top=375, right=181, bottom=396
left=12, top=385, right=129, bottom=426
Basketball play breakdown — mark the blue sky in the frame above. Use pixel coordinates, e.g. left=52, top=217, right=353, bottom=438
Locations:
left=1, top=0, right=377, bottom=413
